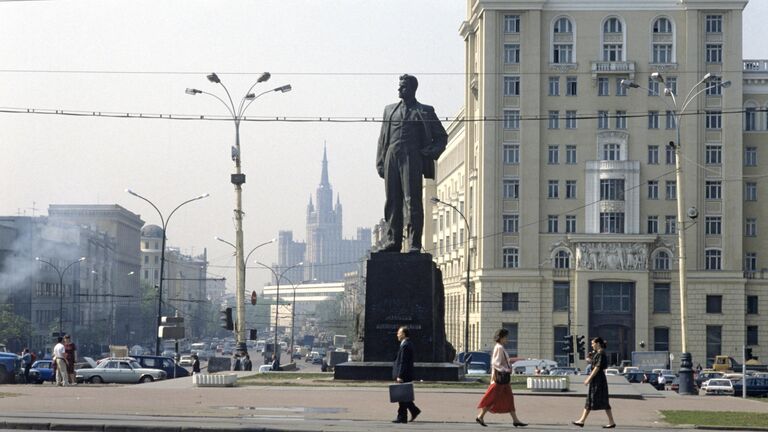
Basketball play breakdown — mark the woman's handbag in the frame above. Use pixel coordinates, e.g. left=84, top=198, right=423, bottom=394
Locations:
left=495, top=370, right=511, bottom=385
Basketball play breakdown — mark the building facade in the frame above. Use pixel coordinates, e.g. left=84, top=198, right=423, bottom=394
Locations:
left=276, top=147, right=372, bottom=284
left=433, top=0, right=761, bottom=367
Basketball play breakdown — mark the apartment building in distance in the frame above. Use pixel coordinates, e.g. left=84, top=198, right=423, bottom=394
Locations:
left=431, top=0, right=763, bottom=367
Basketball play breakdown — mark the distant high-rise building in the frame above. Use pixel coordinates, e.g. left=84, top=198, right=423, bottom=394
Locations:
left=276, top=146, right=372, bottom=283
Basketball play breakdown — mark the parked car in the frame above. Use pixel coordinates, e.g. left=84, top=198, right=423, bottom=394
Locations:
left=623, top=366, right=641, bottom=374
left=670, top=377, right=679, bottom=392
left=258, top=364, right=272, bottom=373
left=28, top=360, right=55, bottom=384
left=0, top=352, right=23, bottom=384
left=467, top=362, right=489, bottom=375
left=130, top=355, right=189, bottom=379
left=696, top=370, right=724, bottom=389
left=732, top=376, right=768, bottom=397
left=549, top=367, right=579, bottom=376
left=456, top=351, right=492, bottom=373
left=701, top=378, right=734, bottom=395
left=605, top=368, right=620, bottom=376
left=178, top=355, right=194, bottom=367
left=76, top=358, right=167, bottom=384
left=624, top=372, right=664, bottom=390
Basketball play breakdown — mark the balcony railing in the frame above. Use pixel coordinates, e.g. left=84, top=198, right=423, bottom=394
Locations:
left=553, top=268, right=570, bottom=279
left=591, top=61, right=636, bottom=79
left=652, top=271, right=671, bottom=280
left=744, top=60, right=768, bottom=72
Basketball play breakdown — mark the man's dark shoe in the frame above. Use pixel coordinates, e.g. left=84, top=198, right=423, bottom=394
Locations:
left=410, top=408, right=421, bottom=422
left=392, top=418, right=407, bottom=424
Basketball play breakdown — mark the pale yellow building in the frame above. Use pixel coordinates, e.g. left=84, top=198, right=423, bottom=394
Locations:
left=430, top=0, right=764, bottom=367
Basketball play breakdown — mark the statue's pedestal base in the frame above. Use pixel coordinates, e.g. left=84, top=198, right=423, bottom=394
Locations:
left=334, top=361, right=463, bottom=381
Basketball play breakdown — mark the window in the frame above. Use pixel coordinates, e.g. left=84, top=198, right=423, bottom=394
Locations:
left=747, top=326, right=759, bottom=346
left=648, top=145, right=659, bottom=164
left=554, top=45, right=574, bottom=64
left=503, top=214, right=519, bottom=233
left=566, top=145, right=577, bottom=164
left=503, top=143, right=520, bottom=165
left=554, top=250, right=570, bottom=268
left=144, top=255, right=149, bottom=264
left=648, top=111, right=659, bottom=129
left=602, top=143, right=621, bottom=161
left=616, top=79, right=627, bottom=96
left=554, top=17, right=572, bottom=33
left=746, top=182, right=758, bottom=201
left=549, top=77, right=560, bottom=96
left=566, top=77, right=577, bottom=96
left=598, top=78, right=609, bottom=96
left=647, top=216, right=659, bottom=234
left=706, top=15, right=722, bottom=33
left=706, top=145, right=722, bottom=165
left=653, top=44, right=673, bottom=64
left=705, top=249, right=722, bottom=270
left=665, top=215, right=676, bottom=234
left=648, top=181, right=659, bottom=199
left=705, top=181, right=722, bottom=200
left=706, top=44, right=722, bottom=63
left=504, top=14, right=520, bottom=33
left=503, top=110, right=520, bottom=129
left=654, top=327, right=670, bottom=351
left=665, top=110, right=676, bottom=129
left=597, top=111, right=609, bottom=129
left=143, top=241, right=149, bottom=249
left=600, top=212, right=625, bottom=233
left=143, top=270, right=149, bottom=279
left=615, top=111, right=627, bottom=129
left=706, top=326, right=722, bottom=364
left=600, top=179, right=625, bottom=200
left=745, top=107, right=757, bottom=131
left=504, top=44, right=520, bottom=64
left=707, top=77, right=723, bottom=96
left=706, top=295, right=723, bottom=313
left=654, top=283, right=670, bottom=313
left=501, top=323, right=518, bottom=356
left=604, top=17, right=622, bottom=33
left=502, top=292, right=519, bottom=311
left=665, top=180, right=676, bottom=200
left=603, top=44, right=623, bottom=61
left=503, top=76, right=520, bottom=96
left=745, top=147, right=757, bottom=166
left=565, top=110, right=577, bottom=129
left=666, top=144, right=676, bottom=164
left=745, top=252, right=757, bottom=272
left=747, top=295, right=759, bottom=314
left=548, top=180, right=559, bottom=198
left=705, top=216, right=722, bottom=235
left=565, top=215, right=576, bottom=233
left=706, top=111, right=722, bottom=129
left=666, top=77, right=678, bottom=95
left=548, top=215, right=559, bottom=233
left=648, top=78, right=660, bottom=96
left=548, top=111, right=560, bottom=129
left=553, top=282, right=570, bottom=311
left=503, top=248, right=519, bottom=268
left=746, top=218, right=757, bottom=237
left=654, top=251, right=670, bottom=270
left=548, top=145, right=559, bottom=164
left=565, top=180, right=577, bottom=199
left=653, top=17, right=672, bottom=33
left=154, top=256, right=159, bottom=264
left=591, top=282, right=632, bottom=313
left=503, top=178, right=519, bottom=199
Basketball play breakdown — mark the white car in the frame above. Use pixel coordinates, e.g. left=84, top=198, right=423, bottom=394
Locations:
left=623, top=366, right=640, bottom=374
left=258, top=364, right=273, bottom=373
left=178, top=355, right=194, bottom=367
left=701, top=378, right=734, bottom=395
left=605, top=368, right=620, bottom=376
left=467, top=362, right=489, bottom=375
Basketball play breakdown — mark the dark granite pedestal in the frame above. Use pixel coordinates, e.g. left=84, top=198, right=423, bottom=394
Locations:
left=334, top=252, right=459, bottom=381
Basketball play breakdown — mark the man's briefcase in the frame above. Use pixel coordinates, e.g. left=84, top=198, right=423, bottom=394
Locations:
left=389, top=382, right=415, bottom=403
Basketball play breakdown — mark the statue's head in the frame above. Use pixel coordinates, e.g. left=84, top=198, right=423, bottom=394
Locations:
left=398, top=74, right=418, bottom=100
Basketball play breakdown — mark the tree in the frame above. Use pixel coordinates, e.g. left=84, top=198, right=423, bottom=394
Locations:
left=0, top=305, right=31, bottom=351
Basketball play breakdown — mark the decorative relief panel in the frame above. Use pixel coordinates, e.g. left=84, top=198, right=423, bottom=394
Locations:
left=575, top=242, right=649, bottom=271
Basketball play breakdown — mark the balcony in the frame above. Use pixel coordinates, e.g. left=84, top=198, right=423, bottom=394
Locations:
left=553, top=268, right=570, bottom=279
left=744, top=60, right=768, bottom=72
left=591, top=61, right=635, bottom=80
left=652, top=271, right=671, bottom=280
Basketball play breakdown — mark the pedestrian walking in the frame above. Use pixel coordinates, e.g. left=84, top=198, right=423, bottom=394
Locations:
left=392, top=326, right=421, bottom=424
left=191, top=353, right=200, bottom=375
left=63, top=335, right=77, bottom=385
left=20, top=348, right=32, bottom=383
left=52, top=337, right=69, bottom=386
left=242, top=354, right=252, bottom=371
left=475, top=328, right=527, bottom=428
left=572, top=337, right=616, bottom=429
left=658, top=373, right=666, bottom=389
left=231, top=353, right=241, bottom=371
left=271, top=354, right=281, bottom=372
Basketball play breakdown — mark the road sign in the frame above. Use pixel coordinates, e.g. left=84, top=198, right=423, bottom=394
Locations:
left=161, top=316, right=184, bottom=324
left=159, top=326, right=185, bottom=339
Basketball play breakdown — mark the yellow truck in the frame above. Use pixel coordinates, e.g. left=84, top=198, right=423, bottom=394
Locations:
left=712, top=355, right=766, bottom=372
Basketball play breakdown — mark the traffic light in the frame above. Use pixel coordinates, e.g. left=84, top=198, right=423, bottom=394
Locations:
left=219, top=307, right=234, bottom=331
left=576, top=335, right=586, bottom=359
left=249, top=329, right=258, bottom=341
left=562, top=334, right=574, bottom=354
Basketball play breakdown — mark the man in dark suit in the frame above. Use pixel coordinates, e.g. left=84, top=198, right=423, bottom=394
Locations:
left=392, top=326, right=421, bottom=423
left=377, top=74, right=448, bottom=253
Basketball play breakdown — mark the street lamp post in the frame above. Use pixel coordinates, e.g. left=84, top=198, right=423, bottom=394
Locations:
left=622, top=73, right=730, bottom=395
left=186, top=72, right=291, bottom=355
left=36, top=256, right=86, bottom=335
left=284, top=277, right=299, bottom=364
left=430, top=197, right=472, bottom=357
left=255, top=261, right=303, bottom=367
left=126, top=189, right=209, bottom=355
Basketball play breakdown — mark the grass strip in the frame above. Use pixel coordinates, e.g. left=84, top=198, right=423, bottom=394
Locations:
left=662, top=410, right=768, bottom=428
left=237, top=372, right=529, bottom=389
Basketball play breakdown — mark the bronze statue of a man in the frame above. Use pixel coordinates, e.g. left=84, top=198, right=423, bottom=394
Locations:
left=376, top=74, right=448, bottom=253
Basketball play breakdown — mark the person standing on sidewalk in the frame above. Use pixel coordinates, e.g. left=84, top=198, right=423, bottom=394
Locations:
left=20, top=348, right=32, bottom=383
left=191, top=354, right=200, bottom=375
left=242, top=354, right=252, bottom=371
left=52, top=337, right=69, bottom=386
left=63, top=335, right=77, bottom=385
left=392, top=326, right=421, bottom=424
left=475, top=328, right=527, bottom=427
left=572, top=337, right=616, bottom=429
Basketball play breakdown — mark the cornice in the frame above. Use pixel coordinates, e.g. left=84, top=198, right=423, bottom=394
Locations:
left=471, top=0, right=748, bottom=12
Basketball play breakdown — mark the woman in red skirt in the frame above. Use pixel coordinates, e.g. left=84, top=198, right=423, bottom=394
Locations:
left=475, top=328, right=527, bottom=427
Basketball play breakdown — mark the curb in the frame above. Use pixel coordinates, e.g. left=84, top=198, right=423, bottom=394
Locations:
left=0, top=420, right=315, bottom=432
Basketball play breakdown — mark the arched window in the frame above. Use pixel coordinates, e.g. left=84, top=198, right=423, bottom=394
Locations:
left=653, top=18, right=672, bottom=33
left=554, top=250, right=571, bottom=268
left=604, top=17, right=622, bottom=33
left=552, top=16, right=575, bottom=64
left=654, top=251, right=670, bottom=270
left=554, top=17, right=572, bottom=33
left=602, top=17, right=625, bottom=62
left=651, top=17, right=675, bottom=64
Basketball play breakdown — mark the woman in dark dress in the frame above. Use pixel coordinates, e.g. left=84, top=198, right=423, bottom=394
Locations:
left=572, top=337, right=615, bottom=428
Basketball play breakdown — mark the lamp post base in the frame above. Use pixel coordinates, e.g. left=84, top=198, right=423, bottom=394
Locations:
left=677, top=352, right=697, bottom=395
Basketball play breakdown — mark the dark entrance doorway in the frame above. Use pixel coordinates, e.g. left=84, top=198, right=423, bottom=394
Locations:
left=589, top=281, right=635, bottom=366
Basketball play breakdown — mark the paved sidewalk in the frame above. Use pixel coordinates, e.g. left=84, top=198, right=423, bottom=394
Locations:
left=0, top=375, right=765, bottom=431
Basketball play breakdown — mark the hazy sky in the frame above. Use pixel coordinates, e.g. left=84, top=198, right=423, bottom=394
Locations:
left=1, top=0, right=766, bottom=290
